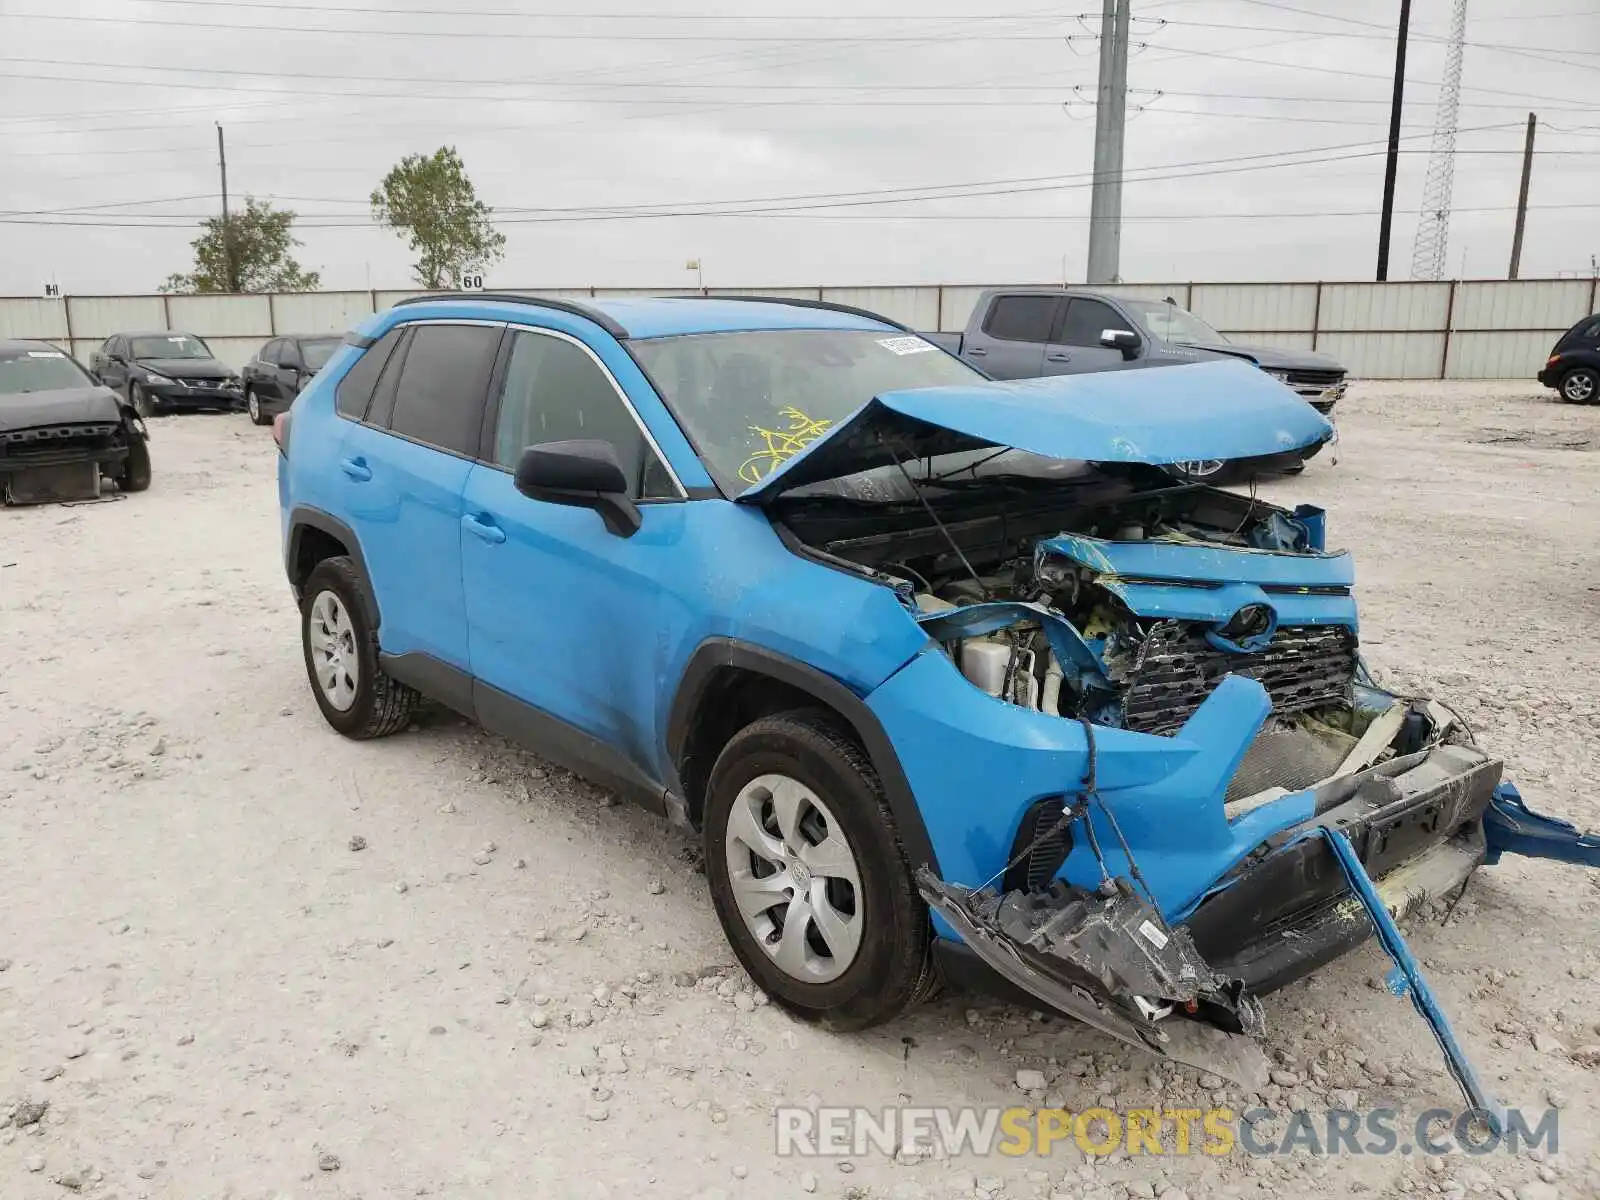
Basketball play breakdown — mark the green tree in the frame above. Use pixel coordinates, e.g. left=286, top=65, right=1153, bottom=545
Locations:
left=370, top=147, right=506, bottom=289
left=161, top=197, right=320, bottom=293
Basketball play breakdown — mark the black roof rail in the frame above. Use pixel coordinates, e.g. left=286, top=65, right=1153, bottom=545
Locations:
left=388, top=292, right=630, bottom=340
left=664, top=293, right=914, bottom=333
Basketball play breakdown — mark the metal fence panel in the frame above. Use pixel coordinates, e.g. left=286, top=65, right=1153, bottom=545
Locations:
left=1191, top=284, right=1318, bottom=333
left=167, top=294, right=272, bottom=338
left=0, top=298, right=68, bottom=340
left=1319, top=282, right=1451, bottom=333
left=270, top=291, right=376, bottom=334
left=65, top=295, right=166, bottom=339
left=1446, top=331, right=1553, bottom=380
left=1097, top=283, right=1189, bottom=303
left=203, top=336, right=268, bottom=371
left=821, top=286, right=941, bottom=330
left=1318, top=331, right=1447, bottom=379
left=1451, top=279, right=1590, bottom=331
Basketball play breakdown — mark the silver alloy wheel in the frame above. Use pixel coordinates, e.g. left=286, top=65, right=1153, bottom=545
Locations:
left=247, top=390, right=261, bottom=422
left=723, top=773, right=864, bottom=984
left=308, top=590, right=360, bottom=711
left=1563, top=371, right=1596, bottom=403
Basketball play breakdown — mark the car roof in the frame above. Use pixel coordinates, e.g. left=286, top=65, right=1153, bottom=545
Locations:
left=274, top=332, right=345, bottom=341
left=118, top=330, right=204, bottom=339
left=0, top=338, right=62, bottom=355
left=383, top=294, right=903, bottom=340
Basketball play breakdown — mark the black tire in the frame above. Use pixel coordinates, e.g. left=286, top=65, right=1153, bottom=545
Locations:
left=702, top=710, right=934, bottom=1031
left=299, top=556, right=418, bottom=739
left=118, top=436, right=151, bottom=493
left=245, top=387, right=271, bottom=426
left=1558, top=366, right=1598, bottom=405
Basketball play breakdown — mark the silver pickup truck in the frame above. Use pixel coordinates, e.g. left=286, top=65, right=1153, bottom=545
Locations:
left=924, top=288, right=1348, bottom=480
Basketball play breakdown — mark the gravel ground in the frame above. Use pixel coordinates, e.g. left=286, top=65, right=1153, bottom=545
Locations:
left=1, top=380, right=1597, bottom=1200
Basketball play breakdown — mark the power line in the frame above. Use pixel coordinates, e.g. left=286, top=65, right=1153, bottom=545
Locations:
left=0, top=10, right=1070, bottom=39
left=25, top=0, right=1069, bottom=18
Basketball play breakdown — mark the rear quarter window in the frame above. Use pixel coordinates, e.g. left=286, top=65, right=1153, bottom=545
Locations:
left=334, top=328, right=403, bottom=420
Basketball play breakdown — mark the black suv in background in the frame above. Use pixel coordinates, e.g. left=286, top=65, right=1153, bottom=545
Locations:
left=240, top=334, right=344, bottom=425
left=1537, top=313, right=1599, bottom=404
left=89, top=332, right=242, bottom=416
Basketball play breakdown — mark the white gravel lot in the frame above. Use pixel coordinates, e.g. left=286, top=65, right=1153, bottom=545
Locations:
left=1, top=380, right=1598, bottom=1200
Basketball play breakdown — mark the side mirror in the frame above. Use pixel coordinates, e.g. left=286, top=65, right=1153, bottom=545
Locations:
left=1099, top=329, right=1141, bottom=360
left=514, top=439, right=641, bottom=538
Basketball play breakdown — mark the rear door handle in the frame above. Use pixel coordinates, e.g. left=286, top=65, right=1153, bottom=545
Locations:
left=462, top=513, right=507, bottom=544
left=966, top=347, right=988, bottom=357
left=1046, top=352, right=1072, bottom=362
left=339, top=456, right=372, bottom=482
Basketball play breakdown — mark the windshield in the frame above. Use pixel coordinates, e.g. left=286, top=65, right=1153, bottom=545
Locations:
left=301, top=337, right=342, bottom=370
left=1120, top=299, right=1226, bottom=346
left=131, top=334, right=212, bottom=360
left=631, top=329, right=982, bottom=494
left=0, top=347, right=94, bottom=396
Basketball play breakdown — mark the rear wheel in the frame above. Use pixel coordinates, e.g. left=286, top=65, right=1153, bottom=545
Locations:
left=1559, top=366, right=1597, bottom=404
left=299, top=557, right=418, bottom=739
left=702, top=710, right=933, bottom=1031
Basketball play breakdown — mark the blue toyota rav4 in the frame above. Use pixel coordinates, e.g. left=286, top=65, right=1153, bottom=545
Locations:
left=278, top=293, right=1594, bottom=1069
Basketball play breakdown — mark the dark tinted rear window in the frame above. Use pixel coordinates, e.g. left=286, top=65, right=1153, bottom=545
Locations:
left=335, top=329, right=402, bottom=419
left=983, top=295, right=1060, bottom=343
left=386, top=323, right=501, bottom=455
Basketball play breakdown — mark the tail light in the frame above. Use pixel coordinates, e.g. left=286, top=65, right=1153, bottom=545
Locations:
left=1547, top=355, right=1562, bottom=366
left=272, top=411, right=291, bottom=456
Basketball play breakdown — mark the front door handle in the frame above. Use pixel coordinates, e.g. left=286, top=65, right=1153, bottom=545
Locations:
left=462, top=513, right=507, bottom=544
left=339, top=456, right=372, bottom=482
left=966, top=347, right=988, bottom=357
left=1046, top=351, right=1072, bottom=363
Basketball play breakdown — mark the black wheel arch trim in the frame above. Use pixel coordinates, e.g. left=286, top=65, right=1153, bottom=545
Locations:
left=286, top=505, right=379, bottom=626
left=665, top=638, right=939, bottom=876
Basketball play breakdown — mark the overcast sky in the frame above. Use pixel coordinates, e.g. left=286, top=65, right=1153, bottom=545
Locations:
left=0, top=0, right=1596, bottom=294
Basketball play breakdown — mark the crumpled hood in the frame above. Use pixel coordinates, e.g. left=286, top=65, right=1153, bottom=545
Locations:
left=0, top=386, right=123, bottom=434
left=136, top=357, right=232, bottom=379
left=1177, top=341, right=1346, bottom=374
left=738, top=357, right=1334, bottom=502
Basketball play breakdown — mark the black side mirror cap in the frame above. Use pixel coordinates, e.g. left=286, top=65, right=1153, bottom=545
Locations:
left=514, top=439, right=642, bottom=538
left=1099, top=328, right=1141, bottom=360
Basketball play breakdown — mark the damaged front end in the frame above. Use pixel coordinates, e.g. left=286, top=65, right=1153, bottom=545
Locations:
left=778, top=457, right=1594, bottom=1080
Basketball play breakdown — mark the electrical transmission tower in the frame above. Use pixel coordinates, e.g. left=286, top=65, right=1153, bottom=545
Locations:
left=1411, top=0, right=1469, bottom=280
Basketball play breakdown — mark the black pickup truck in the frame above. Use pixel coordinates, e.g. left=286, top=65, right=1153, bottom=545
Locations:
left=924, top=288, right=1348, bottom=480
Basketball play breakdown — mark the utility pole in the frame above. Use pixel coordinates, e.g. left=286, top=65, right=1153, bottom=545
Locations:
left=1085, top=0, right=1130, bottom=285
left=1508, top=112, right=1537, bottom=280
left=216, top=123, right=235, bottom=293
left=1376, top=0, right=1412, bottom=281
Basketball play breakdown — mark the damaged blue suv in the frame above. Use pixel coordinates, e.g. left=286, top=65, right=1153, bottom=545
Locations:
left=278, top=294, right=1595, bottom=1070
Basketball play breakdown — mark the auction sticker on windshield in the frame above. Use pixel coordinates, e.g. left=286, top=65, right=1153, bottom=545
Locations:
left=876, top=336, right=936, bottom=356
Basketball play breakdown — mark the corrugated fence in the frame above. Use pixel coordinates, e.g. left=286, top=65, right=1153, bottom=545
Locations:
left=2, top=278, right=1595, bottom=379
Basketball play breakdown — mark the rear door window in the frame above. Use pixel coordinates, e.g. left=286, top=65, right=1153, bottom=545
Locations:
left=384, top=323, right=503, bottom=456
left=983, top=295, right=1061, bottom=343
left=335, top=328, right=403, bottom=420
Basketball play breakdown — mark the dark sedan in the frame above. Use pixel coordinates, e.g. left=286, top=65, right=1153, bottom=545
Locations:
left=240, top=334, right=344, bottom=425
left=89, top=332, right=243, bottom=416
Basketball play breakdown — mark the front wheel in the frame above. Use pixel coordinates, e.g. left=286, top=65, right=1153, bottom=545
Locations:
left=702, top=710, right=933, bottom=1031
left=246, top=387, right=270, bottom=426
left=128, top=382, right=156, bottom=418
left=118, top=436, right=151, bottom=492
left=1559, top=366, right=1597, bottom=404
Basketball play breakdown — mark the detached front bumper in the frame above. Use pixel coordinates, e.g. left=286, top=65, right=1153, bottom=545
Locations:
left=146, top=380, right=243, bottom=408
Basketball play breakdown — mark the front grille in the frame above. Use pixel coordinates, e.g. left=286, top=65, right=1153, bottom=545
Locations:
left=1286, top=369, right=1345, bottom=389
left=177, top=378, right=231, bottom=390
left=1114, top=624, right=1357, bottom=736
left=0, top=422, right=121, bottom=461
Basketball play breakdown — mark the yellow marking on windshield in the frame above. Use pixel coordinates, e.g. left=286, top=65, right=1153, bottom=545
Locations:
left=738, top=406, right=833, bottom=485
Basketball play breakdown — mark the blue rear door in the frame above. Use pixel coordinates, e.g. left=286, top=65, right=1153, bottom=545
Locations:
left=339, top=320, right=504, bottom=671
